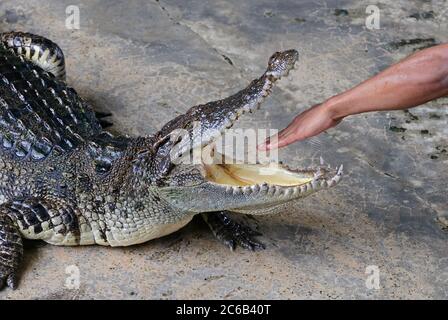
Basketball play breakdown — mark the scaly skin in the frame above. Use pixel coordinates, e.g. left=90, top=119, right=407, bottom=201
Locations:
left=0, top=32, right=343, bottom=290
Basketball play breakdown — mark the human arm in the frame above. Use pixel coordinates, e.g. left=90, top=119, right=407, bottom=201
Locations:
left=259, top=43, right=448, bottom=150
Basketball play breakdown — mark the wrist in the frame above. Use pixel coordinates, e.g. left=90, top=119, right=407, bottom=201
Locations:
left=322, top=95, right=348, bottom=121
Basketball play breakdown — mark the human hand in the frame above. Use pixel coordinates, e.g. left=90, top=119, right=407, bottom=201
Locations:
left=258, top=103, right=342, bottom=150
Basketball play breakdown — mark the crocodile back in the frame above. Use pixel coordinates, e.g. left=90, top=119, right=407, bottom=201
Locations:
left=0, top=43, right=102, bottom=161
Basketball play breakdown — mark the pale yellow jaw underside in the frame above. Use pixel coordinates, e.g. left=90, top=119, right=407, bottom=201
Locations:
left=204, top=163, right=314, bottom=187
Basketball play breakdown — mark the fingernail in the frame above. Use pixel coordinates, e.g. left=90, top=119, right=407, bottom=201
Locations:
left=257, top=142, right=268, bottom=150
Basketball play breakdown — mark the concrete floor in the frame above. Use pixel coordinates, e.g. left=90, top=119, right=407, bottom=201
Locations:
left=0, top=0, right=447, bottom=299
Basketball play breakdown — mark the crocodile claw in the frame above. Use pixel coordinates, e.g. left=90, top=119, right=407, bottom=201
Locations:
left=95, top=111, right=113, bottom=128
left=0, top=269, right=19, bottom=290
left=202, top=212, right=266, bottom=251
left=99, top=119, right=113, bottom=129
left=95, top=111, right=113, bottom=119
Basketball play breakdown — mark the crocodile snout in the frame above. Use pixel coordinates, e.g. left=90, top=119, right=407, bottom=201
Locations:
left=267, top=49, right=299, bottom=78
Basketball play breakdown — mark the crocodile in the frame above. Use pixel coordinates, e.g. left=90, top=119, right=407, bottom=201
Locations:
left=0, top=31, right=343, bottom=290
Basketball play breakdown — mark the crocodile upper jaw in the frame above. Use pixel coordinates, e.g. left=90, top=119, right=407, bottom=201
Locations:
left=156, top=49, right=343, bottom=213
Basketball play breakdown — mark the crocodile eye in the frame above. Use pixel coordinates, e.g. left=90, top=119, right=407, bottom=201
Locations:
left=95, top=160, right=112, bottom=174
left=174, top=135, right=182, bottom=144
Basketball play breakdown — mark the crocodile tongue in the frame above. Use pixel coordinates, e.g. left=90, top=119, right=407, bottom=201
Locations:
left=204, top=163, right=315, bottom=187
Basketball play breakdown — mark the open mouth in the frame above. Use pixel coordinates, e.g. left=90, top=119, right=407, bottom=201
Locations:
left=195, top=49, right=343, bottom=195
left=203, top=160, right=343, bottom=195
left=159, top=50, right=343, bottom=213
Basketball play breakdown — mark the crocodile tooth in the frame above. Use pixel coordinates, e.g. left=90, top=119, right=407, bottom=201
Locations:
left=242, top=186, right=252, bottom=196
left=226, top=186, right=233, bottom=193
left=284, top=188, right=293, bottom=197
left=320, top=156, right=324, bottom=165
left=232, top=187, right=243, bottom=195
left=251, top=184, right=260, bottom=193
left=329, top=164, right=343, bottom=184
left=337, top=164, right=344, bottom=175
left=274, top=187, right=283, bottom=196
left=327, top=179, right=336, bottom=187
left=260, top=182, right=269, bottom=193
left=333, top=175, right=341, bottom=184
left=320, top=180, right=328, bottom=188
left=311, top=180, right=319, bottom=189
left=300, top=184, right=307, bottom=193
left=293, top=187, right=300, bottom=196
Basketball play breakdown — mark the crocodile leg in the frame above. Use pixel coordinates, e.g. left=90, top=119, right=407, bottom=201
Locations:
left=0, top=208, right=23, bottom=290
left=202, top=211, right=265, bottom=251
left=0, top=31, right=66, bottom=81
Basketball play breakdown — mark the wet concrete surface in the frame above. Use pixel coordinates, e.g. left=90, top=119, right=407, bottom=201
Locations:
left=0, top=0, right=447, bottom=299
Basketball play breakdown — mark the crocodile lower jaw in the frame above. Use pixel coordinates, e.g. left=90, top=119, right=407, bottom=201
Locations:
left=203, top=161, right=343, bottom=197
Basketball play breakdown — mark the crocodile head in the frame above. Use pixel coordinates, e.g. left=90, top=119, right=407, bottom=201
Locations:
left=148, top=49, right=343, bottom=214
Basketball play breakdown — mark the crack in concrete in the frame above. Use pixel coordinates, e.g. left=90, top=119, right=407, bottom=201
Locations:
left=153, top=0, right=239, bottom=72
left=151, top=0, right=301, bottom=122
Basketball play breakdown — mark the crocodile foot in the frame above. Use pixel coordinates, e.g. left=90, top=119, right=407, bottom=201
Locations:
left=95, top=111, right=113, bottom=128
left=202, top=211, right=265, bottom=251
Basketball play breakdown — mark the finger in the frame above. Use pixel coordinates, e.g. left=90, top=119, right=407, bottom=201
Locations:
left=258, top=124, right=297, bottom=150
left=258, top=133, right=279, bottom=150
left=268, top=132, right=300, bottom=149
left=257, top=137, right=273, bottom=151
left=257, top=124, right=291, bottom=150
